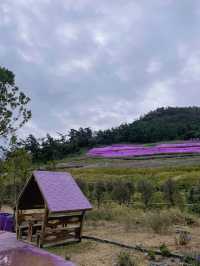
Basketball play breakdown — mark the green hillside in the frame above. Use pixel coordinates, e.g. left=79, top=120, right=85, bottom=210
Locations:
left=97, top=107, right=200, bottom=144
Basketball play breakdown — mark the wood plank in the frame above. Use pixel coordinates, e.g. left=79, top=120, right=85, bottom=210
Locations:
left=39, top=206, right=49, bottom=247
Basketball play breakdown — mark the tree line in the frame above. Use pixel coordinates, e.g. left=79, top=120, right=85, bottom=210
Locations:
left=19, top=106, right=200, bottom=163
left=77, top=178, right=200, bottom=214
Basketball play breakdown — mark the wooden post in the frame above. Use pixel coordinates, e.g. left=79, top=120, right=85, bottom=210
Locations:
left=78, top=211, right=85, bottom=241
left=15, top=207, right=19, bottom=239
left=39, top=205, right=48, bottom=247
left=27, top=222, right=33, bottom=242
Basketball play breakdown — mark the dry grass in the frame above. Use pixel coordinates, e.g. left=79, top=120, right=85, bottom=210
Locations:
left=47, top=206, right=200, bottom=265
left=48, top=242, right=147, bottom=266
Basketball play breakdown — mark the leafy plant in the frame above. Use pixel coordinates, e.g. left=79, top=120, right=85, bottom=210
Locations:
left=93, top=181, right=106, bottom=208
left=112, top=180, right=135, bottom=205
left=146, top=211, right=171, bottom=234
left=137, top=179, right=154, bottom=208
left=0, top=66, right=31, bottom=138
left=162, top=179, right=178, bottom=206
left=159, top=243, right=171, bottom=257
left=148, top=250, right=156, bottom=260
left=116, top=251, right=138, bottom=266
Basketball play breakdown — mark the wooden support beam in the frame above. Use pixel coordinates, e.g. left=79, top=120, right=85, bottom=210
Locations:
left=15, top=207, right=19, bottom=240
left=77, top=211, right=85, bottom=241
left=39, top=205, right=49, bottom=247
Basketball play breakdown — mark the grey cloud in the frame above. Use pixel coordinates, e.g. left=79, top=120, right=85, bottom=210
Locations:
left=0, top=0, right=200, bottom=137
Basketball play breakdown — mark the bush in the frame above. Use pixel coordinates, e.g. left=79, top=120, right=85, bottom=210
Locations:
left=188, top=184, right=200, bottom=214
left=159, top=243, right=171, bottom=257
left=112, top=180, right=135, bottom=205
left=116, top=251, right=138, bottom=266
left=76, top=178, right=88, bottom=196
left=188, top=204, right=200, bottom=215
left=188, top=184, right=200, bottom=204
left=85, top=208, right=113, bottom=221
left=137, top=180, right=154, bottom=208
left=183, top=251, right=200, bottom=265
left=93, top=181, right=106, bottom=208
left=146, top=211, right=171, bottom=234
left=145, top=209, right=186, bottom=234
left=85, top=203, right=145, bottom=226
left=162, top=179, right=178, bottom=206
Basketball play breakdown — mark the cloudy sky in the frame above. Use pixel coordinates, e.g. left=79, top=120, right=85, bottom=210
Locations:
left=1, top=0, right=200, bottom=137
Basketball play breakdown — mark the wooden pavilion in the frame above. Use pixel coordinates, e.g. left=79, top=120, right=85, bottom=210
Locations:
left=15, top=171, right=92, bottom=247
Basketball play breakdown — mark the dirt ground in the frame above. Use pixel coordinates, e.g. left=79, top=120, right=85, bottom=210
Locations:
left=48, top=221, right=200, bottom=266
left=85, top=221, right=200, bottom=253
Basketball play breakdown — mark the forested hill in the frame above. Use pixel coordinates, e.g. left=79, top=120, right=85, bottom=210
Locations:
left=118, top=107, right=200, bottom=143
left=23, top=107, right=200, bottom=163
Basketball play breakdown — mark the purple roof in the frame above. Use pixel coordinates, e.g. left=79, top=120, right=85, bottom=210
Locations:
left=33, top=171, right=92, bottom=213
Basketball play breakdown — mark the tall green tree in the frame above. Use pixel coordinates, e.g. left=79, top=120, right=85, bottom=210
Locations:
left=162, top=179, right=178, bottom=206
left=4, top=148, right=31, bottom=206
left=137, top=179, right=154, bottom=208
left=0, top=66, right=31, bottom=137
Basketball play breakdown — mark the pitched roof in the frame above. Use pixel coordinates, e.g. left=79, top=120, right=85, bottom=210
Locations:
left=33, top=170, right=92, bottom=213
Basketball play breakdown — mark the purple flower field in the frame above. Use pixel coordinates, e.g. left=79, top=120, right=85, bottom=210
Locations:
left=87, top=142, right=200, bottom=158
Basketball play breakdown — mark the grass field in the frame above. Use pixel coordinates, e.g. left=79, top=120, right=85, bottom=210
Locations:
left=44, top=153, right=200, bottom=265
left=58, top=154, right=200, bottom=189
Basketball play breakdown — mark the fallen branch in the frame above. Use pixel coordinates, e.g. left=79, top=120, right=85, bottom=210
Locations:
left=82, top=235, right=184, bottom=260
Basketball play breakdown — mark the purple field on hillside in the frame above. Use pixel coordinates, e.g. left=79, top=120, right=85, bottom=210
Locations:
left=87, top=142, right=200, bottom=158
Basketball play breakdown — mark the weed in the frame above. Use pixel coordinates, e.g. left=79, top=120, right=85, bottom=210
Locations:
left=148, top=250, right=156, bottom=260
left=145, top=211, right=171, bottom=234
left=175, top=230, right=191, bottom=246
left=159, top=243, right=171, bottom=257
left=116, top=251, right=138, bottom=266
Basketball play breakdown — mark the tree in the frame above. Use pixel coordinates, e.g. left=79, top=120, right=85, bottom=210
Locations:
left=137, top=179, right=154, bottom=208
left=187, top=184, right=200, bottom=214
left=93, top=181, right=106, bottom=208
left=162, top=179, right=178, bottom=206
left=4, top=148, right=31, bottom=206
left=68, top=127, right=93, bottom=147
left=76, top=178, right=88, bottom=196
left=0, top=66, right=31, bottom=137
left=112, top=180, right=135, bottom=205
left=24, top=134, right=41, bottom=162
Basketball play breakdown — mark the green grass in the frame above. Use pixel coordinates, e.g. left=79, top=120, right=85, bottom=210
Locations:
left=69, top=164, right=200, bottom=188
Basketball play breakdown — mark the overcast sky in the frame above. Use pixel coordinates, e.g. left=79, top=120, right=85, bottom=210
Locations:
left=1, top=0, right=200, bottom=138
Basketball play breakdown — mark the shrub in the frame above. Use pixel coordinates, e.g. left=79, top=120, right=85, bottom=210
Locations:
left=188, top=184, right=200, bottom=214
left=188, top=204, right=200, bottom=215
left=145, top=211, right=171, bottom=234
left=76, top=178, right=88, bottom=196
left=159, top=243, right=171, bottom=257
left=145, top=209, right=186, bottom=234
left=175, top=230, right=191, bottom=246
left=116, top=251, right=138, bottom=266
left=188, top=184, right=200, bottom=204
left=85, top=203, right=145, bottom=226
left=85, top=208, right=113, bottom=221
left=93, top=181, right=106, bottom=208
left=148, top=250, right=156, bottom=260
left=112, top=180, right=135, bottom=205
left=137, top=180, right=154, bottom=208
left=183, top=251, right=200, bottom=265
left=162, top=179, right=178, bottom=206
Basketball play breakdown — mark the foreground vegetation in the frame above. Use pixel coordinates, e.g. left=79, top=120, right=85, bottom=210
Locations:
left=47, top=204, right=200, bottom=265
